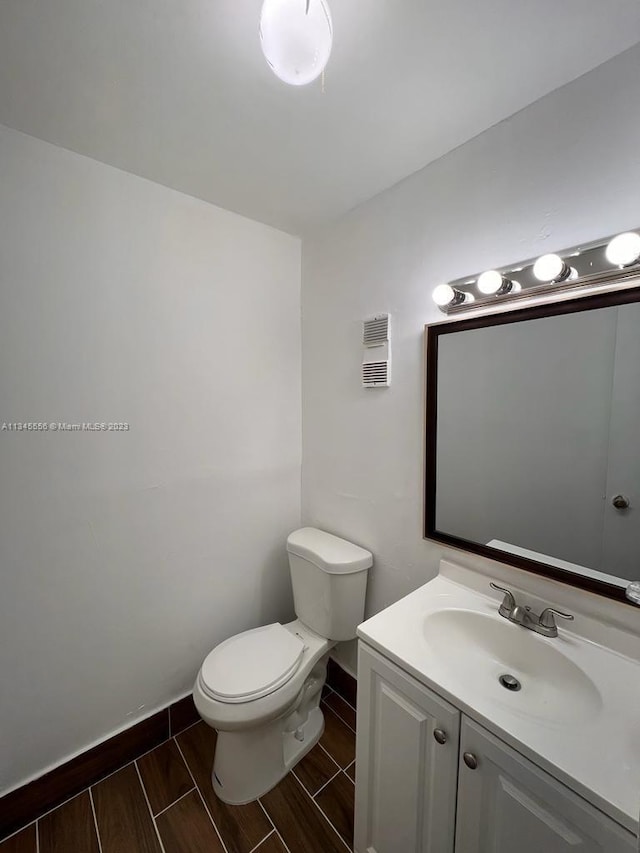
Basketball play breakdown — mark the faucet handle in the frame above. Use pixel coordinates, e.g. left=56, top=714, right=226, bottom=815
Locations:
left=490, top=582, right=516, bottom=617
left=539, top=607, right=574, bottom=630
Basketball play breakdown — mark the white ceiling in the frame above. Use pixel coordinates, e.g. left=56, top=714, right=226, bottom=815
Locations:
left=0, top=1, right=639, bottom=235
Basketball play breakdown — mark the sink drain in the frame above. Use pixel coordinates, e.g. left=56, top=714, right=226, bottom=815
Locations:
left=499, top=673, right=521, bottom=692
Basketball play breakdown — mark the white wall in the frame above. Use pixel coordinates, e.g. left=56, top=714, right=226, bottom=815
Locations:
left=0, top=125, right=301, bottom=794
left=301, top=44, right=640, bottom=673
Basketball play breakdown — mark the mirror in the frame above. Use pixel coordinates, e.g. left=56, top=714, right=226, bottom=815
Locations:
left=424, top=286, right=640, bottom=602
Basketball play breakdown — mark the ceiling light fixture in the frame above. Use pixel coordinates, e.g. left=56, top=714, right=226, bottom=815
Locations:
left=259, top=0, right=333, bottom=87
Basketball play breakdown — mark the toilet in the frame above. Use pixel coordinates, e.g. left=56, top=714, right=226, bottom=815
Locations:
left=193, top=527, right=372, bottom=804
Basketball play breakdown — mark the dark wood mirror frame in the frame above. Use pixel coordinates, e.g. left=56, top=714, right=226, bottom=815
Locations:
left=424, top=285, right=640, bottom=605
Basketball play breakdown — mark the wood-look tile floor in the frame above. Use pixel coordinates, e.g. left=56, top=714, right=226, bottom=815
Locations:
left=0, top=686, right=357, bottom=853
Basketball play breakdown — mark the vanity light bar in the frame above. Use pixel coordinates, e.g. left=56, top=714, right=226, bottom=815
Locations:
left=432, top=229, right=640, bottom=313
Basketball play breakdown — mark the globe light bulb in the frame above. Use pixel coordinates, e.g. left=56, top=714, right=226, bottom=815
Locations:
left=432, top=284, right=455, bottom=307
left=605, top=232, right=640, bottom=268
left=260, top=0, right=333, bottom=86
left=432, top=285, right=474, bottom=310
left=533, top=254, right=569, bottom=283
left=478, top=270, right=504, bottom=295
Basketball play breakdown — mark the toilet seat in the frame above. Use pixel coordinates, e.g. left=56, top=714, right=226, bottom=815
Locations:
left=200, top=623, right=306, bottom=704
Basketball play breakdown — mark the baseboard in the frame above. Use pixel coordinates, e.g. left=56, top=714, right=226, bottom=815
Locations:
left=0, top=693, right=199, bottom=841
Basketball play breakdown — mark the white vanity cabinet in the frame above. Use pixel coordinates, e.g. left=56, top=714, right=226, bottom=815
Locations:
left=355, top=643, right=636, bottom=853
left=456, top=718, right=636, bottom=853
left=354, top=644, right=460, bottom=853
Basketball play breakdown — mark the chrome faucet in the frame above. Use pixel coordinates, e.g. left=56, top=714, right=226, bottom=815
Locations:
left=490, top=583, right=574, bottom=638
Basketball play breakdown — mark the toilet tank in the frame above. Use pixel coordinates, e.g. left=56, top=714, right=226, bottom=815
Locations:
left=286, top=528, right=372, bottom=641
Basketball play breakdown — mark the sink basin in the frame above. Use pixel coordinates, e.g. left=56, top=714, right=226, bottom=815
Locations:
left=423, top=608, right=603, bottom=724
left=357, top=560, right=640, bottom=832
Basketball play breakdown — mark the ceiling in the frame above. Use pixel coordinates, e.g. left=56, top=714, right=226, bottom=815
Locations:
left=0, top=1, right=639, bottom=235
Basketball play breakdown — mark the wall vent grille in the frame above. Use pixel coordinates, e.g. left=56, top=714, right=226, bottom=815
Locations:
left=363, top=314, right=390, bottom=347
left=362, top=360, right=390, bottom=388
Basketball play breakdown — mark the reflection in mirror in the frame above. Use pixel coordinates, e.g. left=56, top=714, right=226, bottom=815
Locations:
left=427, top=290, right=640, bottom=597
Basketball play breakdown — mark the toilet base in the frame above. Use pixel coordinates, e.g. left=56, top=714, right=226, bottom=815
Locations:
left=212, top=705, right=325, bottom=805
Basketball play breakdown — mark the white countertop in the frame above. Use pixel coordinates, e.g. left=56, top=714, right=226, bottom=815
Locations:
left=357, top=561, right=640, bottom=835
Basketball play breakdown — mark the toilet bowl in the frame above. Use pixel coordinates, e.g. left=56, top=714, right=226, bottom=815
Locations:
left=193, top=527, right=372, bottom=805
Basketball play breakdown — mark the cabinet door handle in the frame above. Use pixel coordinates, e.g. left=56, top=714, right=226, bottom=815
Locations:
left=433, top=728, right=447, bottom=745
left=463, top=752, right=479, bottom=770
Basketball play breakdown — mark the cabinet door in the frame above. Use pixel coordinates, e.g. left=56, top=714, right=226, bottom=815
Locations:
left=455, top=718, right=636, bottom=853
left=354, top=644, right=460, bottom=853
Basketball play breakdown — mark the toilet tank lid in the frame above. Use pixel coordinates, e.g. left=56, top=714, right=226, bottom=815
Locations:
left=287, top=528, right=372, bottom=574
